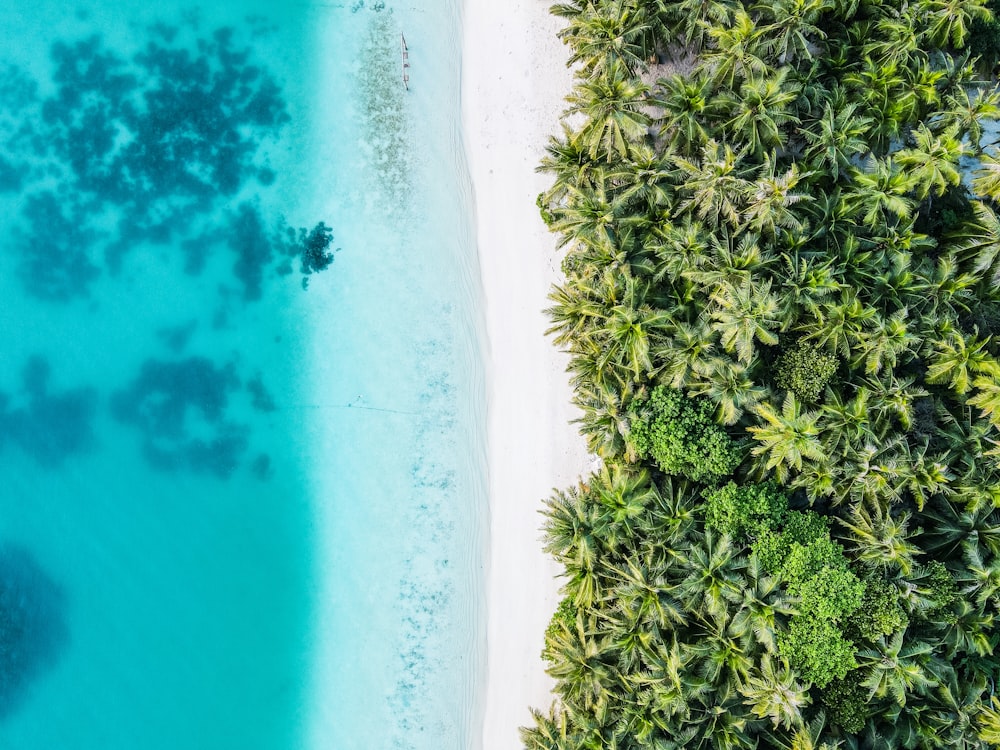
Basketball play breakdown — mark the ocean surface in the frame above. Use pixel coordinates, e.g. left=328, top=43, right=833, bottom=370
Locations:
left=0, top=1, right=486, bottom=748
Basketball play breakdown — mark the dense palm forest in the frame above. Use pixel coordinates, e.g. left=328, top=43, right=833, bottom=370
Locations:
left=522, top=0, right=1000, bottom=747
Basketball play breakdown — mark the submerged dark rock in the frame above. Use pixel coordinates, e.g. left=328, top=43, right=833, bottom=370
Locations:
left=111, top=356, right=252, bottom=479
left=0, top=357, right=98, bottom=467
left=0, top=545, right=68, bottom=719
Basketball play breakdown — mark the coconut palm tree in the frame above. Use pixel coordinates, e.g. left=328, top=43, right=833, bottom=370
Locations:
left=864, top=12, right=921, bottom=67
left=576, top=269, right=675, bottom=382
left=903, top=444, right=954, bottom=508
left=971, top=151, right=1000, bottom=202
left=645, top=215, right=708, bottom=278
left=977, top=696, right=1000, bottom=745
left=869, top=371, right=930, bottom=434
left=688, top=355, right=770, bottom=425
left=803, top=187, right=854, bottom=251
left=661, top=320, right=718, bottom=389
left=627, top=636, right=707, bottom=721
left=565, top=61, right=651, bottom=162
left=819, top=388, right=874, bottom=456
left=672, top=140, right=752, bottom=227
left=556, top=0, right=655, bottom=77
left=776, top=253, right=844, bottom=323
left=730, top=555, right=793, bottom=653
left=665, top=0, right=741, bottom=50
left=919, top=665, right=987, bottom=748
left=749, top=393, right=828, bottom=483
left=925, top=330, right=994, bottom=394
left=642, top=475, right=701, bottom=555
left=603, top=556, right=684, bottom=632
left=837, top=503, right=921, bottom=574
left=589, top=462, right=661, bottom=545
left=948, top=202, right=1000, bottom=288
left=545, top=609, right=619, bottom=711
left=921, top=496, right=1000, bottom=559
left=919, top=0, right=990, bottom=49
left=607, top=144, right=676, bottom=213
left=968, top=372, right=1000, bottom=430
left=831, top=439, right=910, bottom=507
left=851, top=307, right=918, bottom=376
left=905, top=56, right=946, bottom=112
left=958, top=544, right=1000, bottom=612
left=941, top=84, right=1000, bottom=155
left=691, top=612, right=758, bottom=692
left=719, top=69, right=802, bottom=157
left=845, top=58, right=917, bottom=151
left=845, top=156, right=916, bottom=226
left=740, top=654, right=811, bottom=730
left=804, top=290, right=880, bottom=359
left=681, top=231, right=777, bottom=295
left=547, top=281, right=606, bottom=349
left=857, top=630, right=936, bottom=706
left=686, top=686, right=757, bottom=750
left=520, top=707, right=573, bottom=750
left=548, top=182, right=623, bottom=254
left=940, top=599, right=995, bottom=658
left=700, top=10, right=769, bottom=88
left=676, top=531, right=746, bottom=620
left=743, top=156, right=812, bottom=237
left=543, top=483, right=604, bottom=608
left=573, top=378, right=635, bottom=458
left=538, top=123, right=607, bottom=206
left=764, top=714, right=837, bottom=750
left=655, top=73, right=713, bottom=152
left=710, top=277, right=783, bottom=364
left=923, top=252, right=979, bottom=318
left=754, top=0, right=833, bottom=65
left=894, top=123, right=965, bottom=200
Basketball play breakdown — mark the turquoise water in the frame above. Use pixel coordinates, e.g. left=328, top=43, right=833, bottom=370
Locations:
left=0, top=2, right=486, bottom=749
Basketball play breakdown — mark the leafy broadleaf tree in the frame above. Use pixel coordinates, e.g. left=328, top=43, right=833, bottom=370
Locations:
left=628, top=386, right=741, bottom=481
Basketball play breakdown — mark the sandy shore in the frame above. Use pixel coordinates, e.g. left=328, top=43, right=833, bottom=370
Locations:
left=461, top=2, right=590, bottom=748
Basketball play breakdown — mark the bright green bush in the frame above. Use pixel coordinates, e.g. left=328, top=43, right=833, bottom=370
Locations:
left=750, top=512, right=864, bottom=687
left=541, top=596, right=576, bottom=663
left=782, top=536, right=850, bottom=592
left=846, top=577, right=908, bottom=641
left=751, top=509, right=829, bottom=573
left=821, top=673, right=869, bottom=733
left=782, top=510, right=830, bottom=546
left=797, top=567, right=865, bottom=620
left=703, top=481, right=788, bottom=539
left=537, top=192, right=557, bottom=227
left=922, top=561, right=961, bottom=624
left=779, top=617, right=858, bottom=687
left=750, top=528, right=788, bottom=573
left=629, top=386, right=740, bottom=482
left=774, top=341, right=839, bottom=403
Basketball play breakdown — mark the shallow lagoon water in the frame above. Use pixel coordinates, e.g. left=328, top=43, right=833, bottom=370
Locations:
left=0, top=2, right=485, bottom=748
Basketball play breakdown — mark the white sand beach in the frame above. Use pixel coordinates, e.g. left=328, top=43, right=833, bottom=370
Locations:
left=461, top=2, right=590, bottom=748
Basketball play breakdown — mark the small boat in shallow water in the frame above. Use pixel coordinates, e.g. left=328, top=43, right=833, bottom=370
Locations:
left=401, top=33, right=410, bottom=91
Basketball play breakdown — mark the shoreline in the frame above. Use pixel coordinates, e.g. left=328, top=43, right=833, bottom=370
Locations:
left=460, top=2, right=590, bottom=748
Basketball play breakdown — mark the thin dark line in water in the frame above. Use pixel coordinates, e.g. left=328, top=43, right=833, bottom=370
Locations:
left=278, top=403, right=418, bottom=415
left=339, top=403, right=417, bottom=415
